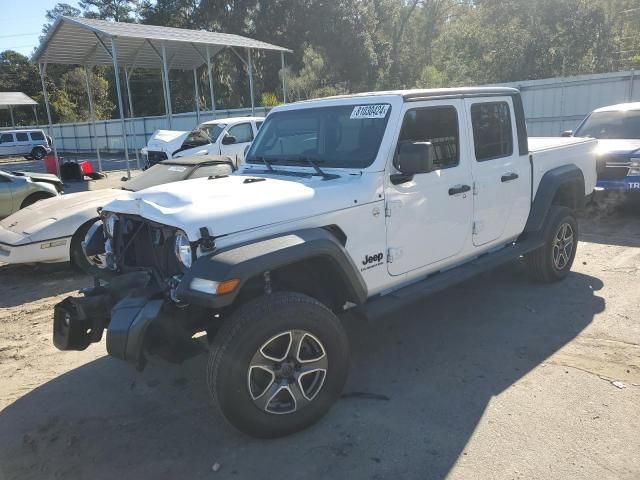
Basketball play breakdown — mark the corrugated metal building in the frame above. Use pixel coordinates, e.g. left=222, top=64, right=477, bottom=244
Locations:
left=498, top=70, right=639, bottom=136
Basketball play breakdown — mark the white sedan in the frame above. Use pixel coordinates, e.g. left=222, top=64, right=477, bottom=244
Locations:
left=0, top=156, right=233, bottom=272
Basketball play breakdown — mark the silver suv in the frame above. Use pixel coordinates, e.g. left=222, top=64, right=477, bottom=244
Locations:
left=0, top=129, right=52, bottom=160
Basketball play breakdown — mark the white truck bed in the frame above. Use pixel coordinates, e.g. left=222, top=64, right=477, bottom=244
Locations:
left=528, top=136, right=598, bottom=199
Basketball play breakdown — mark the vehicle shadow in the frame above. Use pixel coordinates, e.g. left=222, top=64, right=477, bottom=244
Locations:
left=0, top=263, right=88, bottom=308
left=0, top=266, right=604, bottom=480
left=579, top=195, right=640, bottom=248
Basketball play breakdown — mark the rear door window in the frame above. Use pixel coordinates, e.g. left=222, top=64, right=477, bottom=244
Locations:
left=16, top=132, right=29, bottom=142
left=470, top=102, right=513, bottom=161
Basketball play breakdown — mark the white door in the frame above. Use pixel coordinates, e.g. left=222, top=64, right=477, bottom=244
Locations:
left=385, top=100, right=474, bottom=276
left=14, top=131, right=31, bottom=155
left=0, top=133, right=17, bottom=156
left=220, top=122, right=255, bottom=163
left=464, top=98, right=525, bottom=247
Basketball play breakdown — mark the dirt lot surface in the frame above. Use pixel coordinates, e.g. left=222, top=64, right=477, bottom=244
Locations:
left=0, top=203, right=639, bottom=480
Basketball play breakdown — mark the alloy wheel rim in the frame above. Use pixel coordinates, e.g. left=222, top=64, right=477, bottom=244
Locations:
left=247, top=330, right=328, bottom=415
left=552, top=222, right=574, bottom=270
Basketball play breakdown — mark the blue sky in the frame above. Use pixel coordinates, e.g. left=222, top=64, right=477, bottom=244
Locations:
left=0, top=0, right=80, bottom=57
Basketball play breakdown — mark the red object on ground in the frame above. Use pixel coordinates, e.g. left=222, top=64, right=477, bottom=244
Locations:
left=80, top=161, right=94, bottom=175
left=43, top=154, right=59, bottom=175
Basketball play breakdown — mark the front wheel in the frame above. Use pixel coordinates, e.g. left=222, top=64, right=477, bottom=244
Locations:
left=525, top=206, right=578, bottom=283
left=207, top=292, right=349, bottom=438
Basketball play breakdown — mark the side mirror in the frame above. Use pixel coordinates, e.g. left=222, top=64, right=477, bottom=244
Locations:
left=561, top=130, right=573, bottom=137
left=395, top=141, right=436, bottom=175
left=222, top=135, right=236, bottom=145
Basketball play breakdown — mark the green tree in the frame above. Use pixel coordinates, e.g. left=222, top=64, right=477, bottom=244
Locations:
left=79, top=0, right=139, bottom=21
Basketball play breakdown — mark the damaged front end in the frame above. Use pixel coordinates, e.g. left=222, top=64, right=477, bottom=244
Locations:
left=53, top=214, right=210, bottom=369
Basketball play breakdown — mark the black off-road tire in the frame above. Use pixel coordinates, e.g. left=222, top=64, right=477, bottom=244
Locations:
left=207, top=292, right=349, bottom=438
left=525, top=206, right=578, bottom=283
left=31, top=146, right=47, bottom=160
left=20, top=191, right=54, bottom=209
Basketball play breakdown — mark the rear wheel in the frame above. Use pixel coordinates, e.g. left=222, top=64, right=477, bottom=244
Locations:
left=207, top=292, right=349, bottom=438
left=31, top=147, right=47, bottom=160
left=525, top=206, right=578, bottom=283
left=20, top=191, right=53, bottom=209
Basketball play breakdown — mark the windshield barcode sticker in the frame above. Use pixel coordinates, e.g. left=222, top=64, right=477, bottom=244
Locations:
left=350, top=104, right=390, bottom=119
left=168, top=166, right=187, bottom=172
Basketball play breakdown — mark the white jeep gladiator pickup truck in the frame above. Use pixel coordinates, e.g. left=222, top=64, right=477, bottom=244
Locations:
left=53, top=87, right=596, bottom=438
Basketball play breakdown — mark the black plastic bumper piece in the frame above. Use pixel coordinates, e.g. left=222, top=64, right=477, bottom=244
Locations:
left=53, top=295, right=110, bottom=351
left=106, top=294, right=164, bottom=368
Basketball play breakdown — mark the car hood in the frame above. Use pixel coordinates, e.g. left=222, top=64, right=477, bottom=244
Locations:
left=11, top=171, right=62, bottom=185
left=146, top=130, right=190, bottom=153
left=103, top=170, right=378, bottom=240
left=0, top=189, right=125, bottom=238
left=594, top=139, right=640, bottom=156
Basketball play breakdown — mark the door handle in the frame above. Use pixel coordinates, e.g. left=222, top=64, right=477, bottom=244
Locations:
left=448, top=184, right=471, bottom=196
left=501, top=172, right=519, bottom=182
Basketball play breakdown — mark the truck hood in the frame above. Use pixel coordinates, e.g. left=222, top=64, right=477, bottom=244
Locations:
left=594, top=139, right=640, bottom=156
left=146, top=130, right=190, bottom=153
left=0, top=189, right=125, bottom=239
left=103, top=171, right=377, bottom=240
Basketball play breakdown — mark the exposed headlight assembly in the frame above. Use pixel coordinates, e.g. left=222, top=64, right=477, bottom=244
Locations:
left=103, top=213, right=118, bottom=238
left=174, top=230, right=193, bottom=269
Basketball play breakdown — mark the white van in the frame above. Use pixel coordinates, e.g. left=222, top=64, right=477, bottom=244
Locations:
left=0, top=129, right=52, bottom=160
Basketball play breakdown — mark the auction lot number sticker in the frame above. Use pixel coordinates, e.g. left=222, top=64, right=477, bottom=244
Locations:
left=351, top=104, right=390, bottom=119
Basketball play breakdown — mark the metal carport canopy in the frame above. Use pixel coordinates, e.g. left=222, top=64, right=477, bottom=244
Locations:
left=32, top=16, right=291, bottom=69
left=32, top=16, right=291, bottom=179
left=0, top=92, right=39, bottom=127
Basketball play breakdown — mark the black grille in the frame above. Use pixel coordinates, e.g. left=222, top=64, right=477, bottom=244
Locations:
left=596, top=155, right=630, bottom=181
left=147, top=150, right=168, bottom=166
left=113, top=215, right=183, bottom=279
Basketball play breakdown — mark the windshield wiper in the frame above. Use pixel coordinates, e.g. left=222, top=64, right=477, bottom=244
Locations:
left=247, top=155, right=274, bottom=171
left=293, top=156, right=339, bottom=180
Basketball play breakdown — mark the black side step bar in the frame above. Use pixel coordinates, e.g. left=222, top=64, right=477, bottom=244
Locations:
left=355, top=235, right=544, bottom=321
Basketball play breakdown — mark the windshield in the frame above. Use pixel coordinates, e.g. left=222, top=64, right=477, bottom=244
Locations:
left=575, top=110, right=640, bottom=139
left=246, top=104, right=391, bottom=168
left=121, top=163, right=194, bottom=191
left=183, top=124, right=226, bottom=148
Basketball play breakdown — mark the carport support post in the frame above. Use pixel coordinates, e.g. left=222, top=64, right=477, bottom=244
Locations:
left=161, top=43, right=173, bottom=129
left=124, top=67, right=141, bottom=170
left=8, top=106, right=15, bottom=127
left=247, top=48, right=255, bottom=115
left=32, top=105, right=39, bottom=128
left=38, top=63, right=61, bottom=179
left=110, top=37, right=131, bottom=179
left=84, top=66, right=103, bottom=173
left=193, top=68, right=201, bottom=124
left=206, top=46, right=216, bottom=119
left=281, top=51, right=287, bottom=103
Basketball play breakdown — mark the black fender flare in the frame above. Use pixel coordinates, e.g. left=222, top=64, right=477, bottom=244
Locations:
left=176, top=228, right=368, bottom=308
left=524, top=164, right=585, bottom=234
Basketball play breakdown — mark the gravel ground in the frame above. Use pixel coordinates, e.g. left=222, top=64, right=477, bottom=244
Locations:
left=0, top=201, right=638, bottom=480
